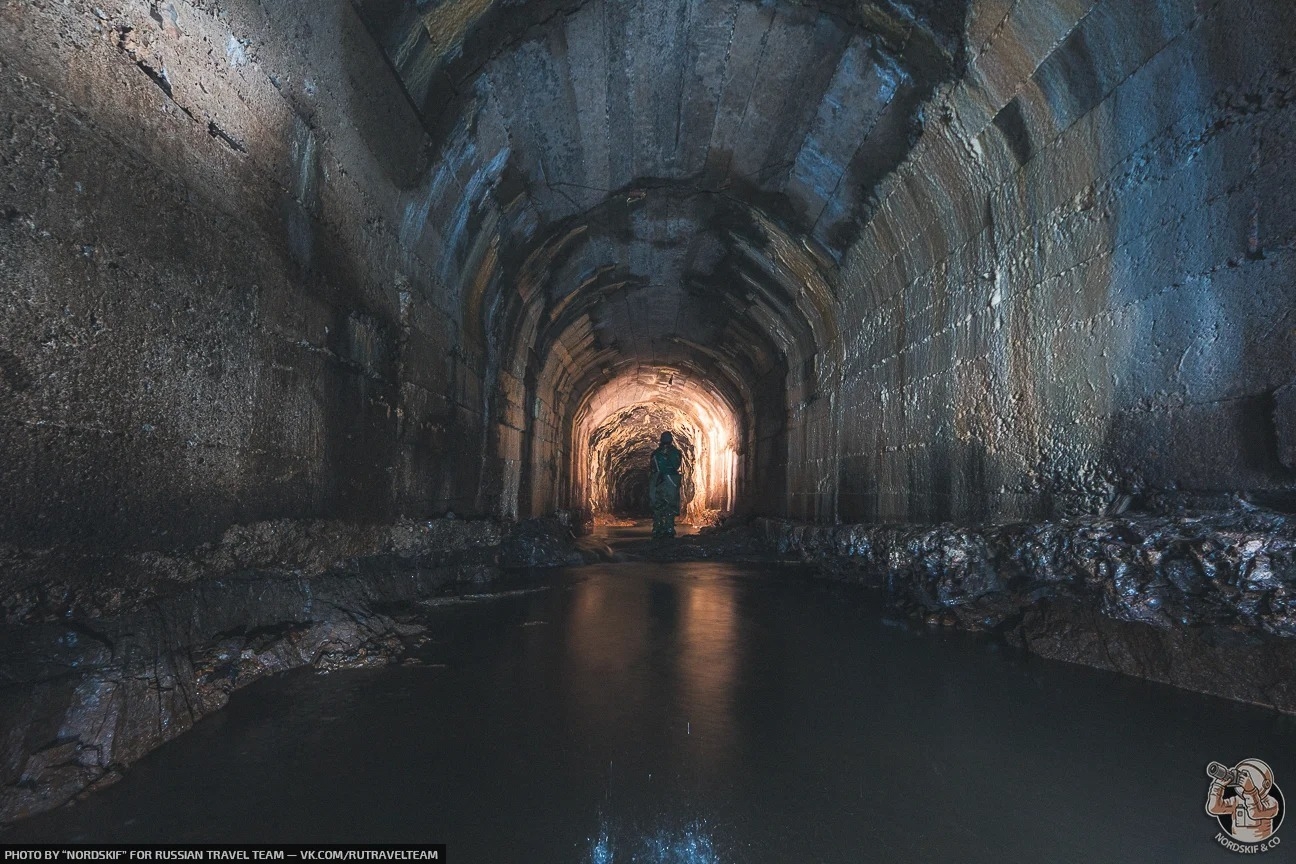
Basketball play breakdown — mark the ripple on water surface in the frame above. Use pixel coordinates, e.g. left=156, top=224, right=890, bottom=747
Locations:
left=8, top=562, right=1294, bottom=863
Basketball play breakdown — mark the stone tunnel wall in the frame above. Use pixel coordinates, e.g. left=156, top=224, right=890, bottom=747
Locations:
left=831, top=0, right=1296, bottom=524
left=5, top=0, right=1295, bottom=553
left=0, top=0, right=495, bottom=556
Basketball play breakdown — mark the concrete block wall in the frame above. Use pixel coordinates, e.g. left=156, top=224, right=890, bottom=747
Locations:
left=5, top=0, right=1293, bottom=548
left=834, top=0, right=1296, bottom=524
left=0, top=0, right=492, bottom=552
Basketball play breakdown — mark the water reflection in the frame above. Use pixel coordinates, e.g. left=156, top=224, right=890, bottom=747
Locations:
left=564, top=567, right=740, bottom=767
left=585, top=820, right=721, bottom=864
left=8, top=562, right=1295, bottom=864
left=676, top=579, right=738, bottom=764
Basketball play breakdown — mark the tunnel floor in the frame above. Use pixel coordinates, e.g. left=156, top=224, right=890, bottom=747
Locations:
left=593, top=520, right=701, bottom=545
left=6, top=561, right=1291, bottom=861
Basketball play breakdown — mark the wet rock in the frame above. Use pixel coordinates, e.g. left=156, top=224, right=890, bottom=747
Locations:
left=0, top=516, right=572, bottom=824
left=1, top=763, right=104, bottom=824
left=1, top=516, right=517, bottom=627
left=497, top=518, right=584, bottom=568
left=758, top=509, right=1296, bottom=713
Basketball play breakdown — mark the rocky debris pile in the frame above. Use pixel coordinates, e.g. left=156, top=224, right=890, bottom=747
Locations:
left=498, top=517, right=585, bottom=568
left=0, top=516, right=581, bottom=823
left=0, top=563, right=490, bottom=824
left=0, top=516, right=586, bottom=627
left=757, top=511, right=1296, bottom=713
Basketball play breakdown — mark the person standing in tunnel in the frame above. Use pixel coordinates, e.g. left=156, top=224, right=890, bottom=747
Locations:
left=649, top=431, right=683, bottom=539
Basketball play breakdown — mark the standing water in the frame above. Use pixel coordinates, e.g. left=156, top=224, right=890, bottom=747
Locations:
left=6, top=561, right=1291, bottom=862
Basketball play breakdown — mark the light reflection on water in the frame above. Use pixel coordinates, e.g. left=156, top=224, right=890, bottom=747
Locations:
left=8, top=561, right=1295, bottom=864
left=564, top=570, right=740, bottom=767
left=586, top=821, right=720, bottom=864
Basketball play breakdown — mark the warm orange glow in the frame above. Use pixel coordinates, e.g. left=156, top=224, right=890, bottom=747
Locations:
left=561, top=570, right=740, bottom=765
left=676, top=577, right=738, bottom=758
left=572, top=367, right=740, bottom=524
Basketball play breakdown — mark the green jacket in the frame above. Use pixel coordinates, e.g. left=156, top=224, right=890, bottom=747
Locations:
left=648, top=445, right=682, bottom=515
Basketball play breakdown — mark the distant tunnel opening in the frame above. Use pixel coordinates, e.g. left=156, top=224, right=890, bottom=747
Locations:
left=611, top=470, right=651, bottom=519
left=571, top=370, right=742, bottom=526
left=591, top=404, right=698, bottom=522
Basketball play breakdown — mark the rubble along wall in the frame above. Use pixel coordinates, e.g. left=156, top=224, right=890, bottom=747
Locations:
left=757, top=513, right=1296, bottom=715
left=0, top=0, right=496, bottom=557
left=0, top=563, right=483, bottom=824
left=0, top=515, right=581, bottom=823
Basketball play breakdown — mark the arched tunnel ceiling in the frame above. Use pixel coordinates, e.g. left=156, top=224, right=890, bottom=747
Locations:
left=355, top=0, right=973, bottom=422
left=524, top=190, right=838, bottom=404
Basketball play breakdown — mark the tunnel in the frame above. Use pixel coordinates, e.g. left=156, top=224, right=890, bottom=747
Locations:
left=576, top=367, right=741, bottom=524
left=3, top=0, right=1296, bottom=856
